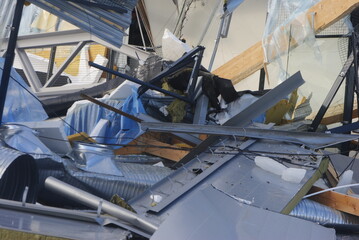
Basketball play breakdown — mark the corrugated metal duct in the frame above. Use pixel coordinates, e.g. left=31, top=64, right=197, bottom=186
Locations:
left=0, top=146, right=38, bottom=203
left=290, top=199, right=359, bottom=227
left=27, top=0, right=138, bottom=47
left=36, top=157, right=173, bottom=207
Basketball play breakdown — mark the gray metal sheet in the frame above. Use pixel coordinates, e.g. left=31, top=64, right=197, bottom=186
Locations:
left=0, top=207, right=130, bottom=240
left=141, top=121, right=358, bottom=149
left=130, top=137, right=325, bottom=217
left=27, top=0, right=137, bottom=48
left=150, top=186, right=335, bottom=240
left=175, top=71, right=305, bottom=167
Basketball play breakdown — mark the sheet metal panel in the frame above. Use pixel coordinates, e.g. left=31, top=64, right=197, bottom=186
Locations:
left=27, top=0, right=137, bottom=47
left=175, top=71, right=305, bottom=167
left=130, top=136, right=326, bottom=218
left=0, top=207, right=130, bottom=240
left=150, top=186, right=335, bottom=240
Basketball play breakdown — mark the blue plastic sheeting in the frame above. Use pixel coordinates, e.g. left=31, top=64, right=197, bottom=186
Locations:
left=226, top=0, right=244, bottom=14
left=65, top=89, right=145, bottom=147
left=0, top=58, right=48, bottom=123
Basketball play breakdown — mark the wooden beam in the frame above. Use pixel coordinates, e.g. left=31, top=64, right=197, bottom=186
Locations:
left=114, top=133, right=190, bottom=162
left=213, top=0, right=359, bottom=85
left=320, top=105, right=358, bottom=125
left=67, top=132, right=96, bottom=146
left=309, top=185, right=359, bottom=217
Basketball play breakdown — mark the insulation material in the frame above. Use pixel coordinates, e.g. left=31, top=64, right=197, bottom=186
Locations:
left=87, top=54, right=109, bottom=83
left=0, top=58, right=48, bottom=123
left=263, top=0, right=320, bottom=82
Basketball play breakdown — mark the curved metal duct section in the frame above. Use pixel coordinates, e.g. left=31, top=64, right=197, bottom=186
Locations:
left=36, top=157, right=173, bottom=207
left=0, top=146, right=38, bottom=203
left=62, top=158, right=173, bottom=201
left=290, top=199, right=359, bottom=229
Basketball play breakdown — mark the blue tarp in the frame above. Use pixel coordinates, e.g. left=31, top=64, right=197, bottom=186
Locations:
left=0, top=58, right=48, bottom=123
left=65, top=88, right=145, bottom=147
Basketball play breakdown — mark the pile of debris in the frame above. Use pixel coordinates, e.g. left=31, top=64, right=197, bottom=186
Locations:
left=3, top=0, right=359, bottom=240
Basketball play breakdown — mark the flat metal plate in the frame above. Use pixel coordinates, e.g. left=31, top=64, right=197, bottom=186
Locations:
left=130, top=137, right=326, bottom=218
left=150, top=186, right=335, bottom=240
left=0, top=208, right=129, bottom=240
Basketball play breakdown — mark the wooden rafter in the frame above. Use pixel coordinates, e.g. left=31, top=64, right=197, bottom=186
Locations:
left=309, top=185, right=359, bottom=217
left=213, top=0, right=359, bottom=85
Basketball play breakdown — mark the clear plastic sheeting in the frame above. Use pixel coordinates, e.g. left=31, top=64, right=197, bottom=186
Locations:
left=0, top=58, right=48, bottom=123
left=0, top=0, right=15, bottom=54
left=262, top=0, right=320, bottom=82
left=65, top=88, right=145, bottom=147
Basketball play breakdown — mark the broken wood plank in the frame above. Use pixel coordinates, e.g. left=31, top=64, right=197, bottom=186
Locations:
left=213, top=0, right=359, bottom=84
left=114, top=133, right=190, bottom=162
left=67, top=132, right=96, bottom=146
left=309, top=185, right=359, bottom=217
left=324, top=161, right=340, bottom=188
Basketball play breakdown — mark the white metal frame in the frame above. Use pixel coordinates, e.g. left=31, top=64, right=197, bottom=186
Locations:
left=0, top=29, right=150, bottom=96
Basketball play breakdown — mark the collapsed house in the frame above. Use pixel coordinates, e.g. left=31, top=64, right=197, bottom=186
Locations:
left=1, top=0, right=359, bottom=239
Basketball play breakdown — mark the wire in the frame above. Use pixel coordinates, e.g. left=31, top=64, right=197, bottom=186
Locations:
left=0, top=65, right=92, bottom=142
left=303, top=183, right=359, bottom=198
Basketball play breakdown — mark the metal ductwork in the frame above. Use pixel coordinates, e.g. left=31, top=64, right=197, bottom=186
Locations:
left=0, top=146, right=38, bottom=203
left=290, top=199, right=359, bottom=231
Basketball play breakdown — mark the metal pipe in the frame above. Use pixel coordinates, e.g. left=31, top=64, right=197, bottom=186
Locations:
left=208, top=14, right=225, bottom=71
left=141, top=121, right=359, bottom=149
left=303, top=183, right=359, bottom=198
left=45, top=176, right=158, bottom=234
left=135, top=6, right=147, bottom=52
left=0, top=0, right=25, bottom=124
left=89, top=61, right=192, bottom=103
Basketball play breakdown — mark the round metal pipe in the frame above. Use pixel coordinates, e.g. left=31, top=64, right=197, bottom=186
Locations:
left=45, top=176, right=158, bottom=234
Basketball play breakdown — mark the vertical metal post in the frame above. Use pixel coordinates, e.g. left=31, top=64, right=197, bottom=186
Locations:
left=341, top=33, right=359, bottom=155
left=46, top=18, right=60, bottom=81
left=46, top=46, right=57, bottom=81
left=0, top=0, right=25, bottom=124
left=259, top=68, right=266, bottom=91
left=106, top=49, right=114, bottom=81
left=341, top=66, right=355, bottom=155
left=208, top=15, right=225, bottom=71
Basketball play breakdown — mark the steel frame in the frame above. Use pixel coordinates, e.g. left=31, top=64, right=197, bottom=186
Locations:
left=0, top=29, right=150, bottom=96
